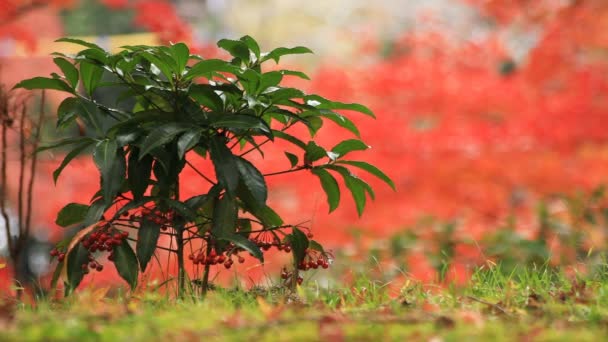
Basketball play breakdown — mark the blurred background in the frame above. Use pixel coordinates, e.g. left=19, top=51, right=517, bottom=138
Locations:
left=2, top=0, right=608, bottom=292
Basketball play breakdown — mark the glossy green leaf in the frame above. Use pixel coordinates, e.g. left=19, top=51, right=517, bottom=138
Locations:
left=185, top=59, right=238, bottom=80
left=136, top=218, right=161, bottom=271
left=212, top=195, right=238, bottom=237
left=80, top=61, right=104, bottom=96
left=177, top=130, right=201, bottom=159
left=189, top=84, right=223, bottom=112
left=56, top=203, right=89, bottom=227
left=83, top=198, right=106, bottom=226
left=263, top=46, right=313, bottom=63
left=219, top=234, right=263, bottom=262
left=66, top=243, right=90, bottom=293
left=113, top=241, right=139, bottom=290
left=240, top=35, right=261, bottom=59
left=312, top=168, right=340, bottom=212
left=336, top=160, right=396, bottom=190
left=127, top=147, right=152, bottom=201
left=170, top=42, right=190, bottom=74
left=53, top=140, right=94, bottom=183
left=209, top=136, right=239, bottom=195
left=139, top=123, right=190, bottom=157
left=278, top=69, right=310, bottom=80
left=290, top=227, right=309, bottom=264
left=56, top=97, right=80, bottom=129
left=272, top=130, right=307, bottom=149
left=331, top=139, right=369, bottom=158
left=94, top=139, right=125, bottom=205
left=56, top=37, right=105, bottom=51
left=13, top=77, right=73, bottom=93
left=284, top=152, right=299, bottom=168
left=258, top=71, right=283, bottom=94
left=305, top=95, right=375, bottom=118
left=53, top=57, right=79, bottom=88
left=304, top=141, right=326, bottom=164
left=218, top=38, right=250, bottom=63
left=235, top=157, right=267, bottom=204
left=210, top=114, right=271, bottom=134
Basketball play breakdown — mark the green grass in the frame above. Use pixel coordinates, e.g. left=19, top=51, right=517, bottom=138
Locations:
left=3, top=265, right=608, bottom=341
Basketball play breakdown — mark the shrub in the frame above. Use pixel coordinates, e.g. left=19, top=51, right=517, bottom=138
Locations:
left=15, top=36, right=394, bottom=296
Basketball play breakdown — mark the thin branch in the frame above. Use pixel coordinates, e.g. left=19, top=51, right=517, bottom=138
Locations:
left=0, top=102, right=13, bottom=255
left=263, top=165, right=307, bottom=177
left=17, top=103, right=26, bottom=249
left=24, top=91, right=44, bottom=239
left=185, top=159, right=216, bottom=185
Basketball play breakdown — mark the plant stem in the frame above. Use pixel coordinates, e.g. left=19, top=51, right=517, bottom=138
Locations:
left=201, top=242, right=212, bottom=297
left=176, top=228, right=186, bottom=298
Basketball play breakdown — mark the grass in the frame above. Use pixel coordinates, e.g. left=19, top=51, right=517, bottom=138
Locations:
left=2, top=264, right=608, bottom=341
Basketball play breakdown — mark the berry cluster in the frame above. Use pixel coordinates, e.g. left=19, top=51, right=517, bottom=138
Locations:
left=297, top=249, right=331, bottom=271
left=188, top=249, right=246, bottom=269
left=280, top=267, right=304, bottom=285
left=49, top=248, right=66, bottom=262
left=128, top=207, right=175, bottom=231
left=82, top=224, right=129, bottom=253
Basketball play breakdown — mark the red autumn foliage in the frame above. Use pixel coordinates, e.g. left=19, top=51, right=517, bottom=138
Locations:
left=3, top=0, right=608, bottom=289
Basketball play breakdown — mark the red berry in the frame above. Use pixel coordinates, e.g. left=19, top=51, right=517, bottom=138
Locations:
left=96, top=265, right=103, bottom=272
left=238, top=256, right=245, bottom=264
left=297, top=277, right=303, bottom=285
left=307, top=233, right=314, bottom=238
left=121, top=231, right=129, bottom=238
left=217, top=255, right=226, bottom=263
left=50, top=249, right=59, bottom=257
left=284, top=246, right=291, bottom=253
left=108, top=254, right=115, bottom=262
left=58, top=253, right=66, bottom=262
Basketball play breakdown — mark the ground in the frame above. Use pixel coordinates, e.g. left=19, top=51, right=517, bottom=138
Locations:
left=2, top=265, right=608, bottom=341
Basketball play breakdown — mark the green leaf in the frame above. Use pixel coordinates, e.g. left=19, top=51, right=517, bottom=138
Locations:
left=331, top=139, right=369, bottom=158
left=185, top=59, right=238, bottom=80
left=272, top=130, right=307, bottom=149
left=324, top=165, right=367, bottom=217
left=189, top=84, right=223, bottom=112
left=240, top=35, right=261, bottom=59
left=209, top=114, right=271, bottom=134
left=304, top=141, right=326, bottom=164
left=66, top=243, right=89, bottom=293
left=113, top=241, right=139, bottom=290
left=278, top=70, right=310, bottom=80
left=56, top=203, right=89, bottom=227
left=305, top=95, right=375, bottom=118
left=128, top=148, right=152, bottom=201
left=37, top=136, right=93, bottom=153
left=13, top=77, right=73, bottom=92
left=284, top=152, right=299, bottom=168
left=56, top=37, right=105, bottom=51
left=56, top=97, right=80, bottom=129
left=140, top=51, right=174, bottom=84
left=80, top=61, right=104, bottom=96
left=217, top=38, right=250, bottom=63
left=235, top=157, right=267, bottom=204
left=290, top=227, right=309, bottom=264
left=209, top=136, right=239, bottom=195
left=313, top=111, right=360, bottom=137
left=136, top=218, right=161, bottom=272
left=336, top=160, right=395, bottom=190
left=93, top=140, right=125, bottom=205
left=177, top=130, right=201, bottom=159
left=83, top=198, right=106, bottom=226
left=258, top=71, right=283, bottom=94
left=308, top=240, right=325, bottom=254
left=53, top=58, right=79, bottom=88
left=139, top=123, right=190, bottom=157
left=170, top=42, right=190, bottom=74
left=212, top=195, right=238, bottom=237
left=263, top=46, right=313, bottom=63
left=53, top=140, right=95, bottom=183
left=312, top=168, right=340, bottom=212
left=219, top=234, right=263, bottom=262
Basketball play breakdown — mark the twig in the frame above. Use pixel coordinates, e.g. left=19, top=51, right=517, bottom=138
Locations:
left=466, top=295, right=510, bottom=316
